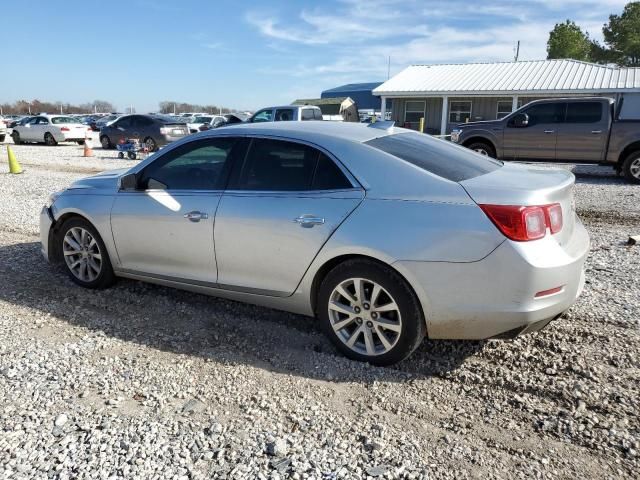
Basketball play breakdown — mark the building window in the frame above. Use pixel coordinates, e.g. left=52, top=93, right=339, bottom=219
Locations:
left=449, top=101, right=472, bottom=123
left=404, top=101, right=425, bottom=129
left=496, top=100, right=523, bottom=119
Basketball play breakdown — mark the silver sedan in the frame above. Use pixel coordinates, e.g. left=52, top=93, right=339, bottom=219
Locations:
left=40, top=121, right=590, bottom=365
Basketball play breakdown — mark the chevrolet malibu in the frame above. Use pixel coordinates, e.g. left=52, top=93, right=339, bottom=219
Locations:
left=40, top=122, right=589, bottom=365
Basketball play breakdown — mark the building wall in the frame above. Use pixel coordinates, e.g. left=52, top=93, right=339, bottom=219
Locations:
left=389, top=93, right=617, bottom=134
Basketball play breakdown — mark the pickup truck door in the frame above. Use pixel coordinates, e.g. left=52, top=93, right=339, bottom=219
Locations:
left=555, top=101, right=609, bottom=162
left=503, top=102, right=565, bottom=161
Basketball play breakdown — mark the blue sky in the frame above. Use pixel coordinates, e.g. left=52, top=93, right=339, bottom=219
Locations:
left=0, top=0, right=630, bottom=112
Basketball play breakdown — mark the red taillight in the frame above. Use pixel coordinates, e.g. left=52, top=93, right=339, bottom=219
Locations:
left=545, top=203, right=563, bottom=234
left=480, top=203, right=562, bottom=242
left=534, top=286, right=564, bottom=298
left=60, top=127, right=70, bottom=131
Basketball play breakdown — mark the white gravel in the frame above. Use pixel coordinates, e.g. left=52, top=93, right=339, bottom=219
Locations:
left=0, top=138, right=638, bottom=479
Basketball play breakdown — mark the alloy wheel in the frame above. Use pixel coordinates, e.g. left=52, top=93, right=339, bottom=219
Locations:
left=630, top=157, right=640, bottom=180
left=474, top=148, right=489, bottom=156
left=328, top=277, right=402, bottom=356
left=45, top=133, right=56, bottom=146
left=63, top=227, right=103, bottom=282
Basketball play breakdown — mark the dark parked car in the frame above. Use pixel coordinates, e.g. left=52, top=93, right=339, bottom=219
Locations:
left=99, top=114, right=189, bottom=151
left=451, top=97, right=640, bottom=183
left=198, top=114, right=246, bottom=132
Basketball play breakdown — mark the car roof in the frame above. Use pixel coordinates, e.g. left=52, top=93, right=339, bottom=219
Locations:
left=200, top=120, right=400, bottom=144
left=258, top=105, right=320, bottom=110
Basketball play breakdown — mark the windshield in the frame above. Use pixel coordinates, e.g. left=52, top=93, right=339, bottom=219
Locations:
left=51, top=116, right=81, bottom=124
left=365, top=132, right=502, bottom=182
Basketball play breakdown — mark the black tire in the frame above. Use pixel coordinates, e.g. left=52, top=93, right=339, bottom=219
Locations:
left=44, top=132, right=57, bottom=146
left=622, top=151, right=640, bottom=184
left=128, top=151, right=136, bottom=160
left=118, top=152, right=125, bottom=159
left=77, top=140, right=85, bottom=145
left=144, top=137, right=157, bottom=152
left=11, top=132, right=21, bottom=145
left=0, top=134, right=5, bottom=142
left=58, top=217, right=116, bottom=289
left=100, top=135, right=112, bottom=149
left=317, top=259, right=426, bottom=366
left=466, top=141, right=496, bottom=158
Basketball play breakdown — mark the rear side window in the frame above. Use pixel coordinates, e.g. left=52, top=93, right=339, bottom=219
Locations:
left=236, top=139, right=352, bottom=191
left=314, top=109, right=323, bottom=120
left=365, top=133, right=501, bottom=182
left=565, top=102, right=602, bottom=123
left=301, top=108, right=315, bottom=121
left=275, top=108, right=295, bottom=121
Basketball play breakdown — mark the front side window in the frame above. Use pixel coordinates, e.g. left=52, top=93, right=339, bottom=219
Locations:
left=404, top=101, right=425, bottom=129
left=236, top=139, right=352, bottom=191
left=138, top=138, right=239, bottom=190
left=449, top=101, right=472, bottom=123
left=252, top=109, right=273, bottom=123
left=275, top=108, right=295, bottom=121
left=520, top=103, right=565, bottom=126
left=565, top=102, right=602, bottom=123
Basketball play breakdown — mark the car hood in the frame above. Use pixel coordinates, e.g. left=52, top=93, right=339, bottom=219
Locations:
left=67, top=168, right=129, bottom=192
left=457, top=119, right=503, bottom=129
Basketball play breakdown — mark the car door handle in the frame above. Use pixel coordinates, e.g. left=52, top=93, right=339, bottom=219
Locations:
left=591, top=130, right=602, bottom=134
left=183, top=211, right=208, bottom=222
left=544, top=130, right=555, bottom=134
left=293, top=215, right=325, bottom=228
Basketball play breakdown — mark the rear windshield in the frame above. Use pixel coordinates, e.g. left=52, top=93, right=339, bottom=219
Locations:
left=51, top=116, right=81, bottom=124
left=365, top=133, right=502, bottom=182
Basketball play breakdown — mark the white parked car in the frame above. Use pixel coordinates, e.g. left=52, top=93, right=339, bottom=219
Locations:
left=12, top=115, right=91, bottom=146
left=187, top=115, right=218, bottom=133
left=0, top=117, right=7, bottom=142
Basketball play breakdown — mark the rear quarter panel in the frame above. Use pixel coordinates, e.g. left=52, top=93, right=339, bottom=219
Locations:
left=606, top=121, right=640, bottom=165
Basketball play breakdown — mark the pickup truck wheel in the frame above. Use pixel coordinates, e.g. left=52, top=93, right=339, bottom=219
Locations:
left=622, top=151, right=640, bottom=184
left=467, top=141, right=496, bottom=158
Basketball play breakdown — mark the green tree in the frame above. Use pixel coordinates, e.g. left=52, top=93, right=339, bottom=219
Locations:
left=603, top=1, right=640, bottom=66
left=547, top=20, right=592, bottom=61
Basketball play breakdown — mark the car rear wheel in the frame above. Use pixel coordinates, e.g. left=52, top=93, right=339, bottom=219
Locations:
left=11, top=132, right=20, bottom=145
left=467, top=141, right=496, bottom=158
left=59, top=218, right=115, bottom=289
left=100, top=135, right=112, bottom=149
left=318, top=259, right=425, bottom=366
left=622, top=151, right=640, bottom=184
left=77, top=140, right=85, bottom=145
left=44, top=132, right=57, bottom=146
left=144, top=137, right=157, bottom=152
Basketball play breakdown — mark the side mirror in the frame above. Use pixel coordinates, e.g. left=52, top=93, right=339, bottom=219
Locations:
left=511, top=113, right=529, bottom=128
left=120, top=173, right=138, bottom=190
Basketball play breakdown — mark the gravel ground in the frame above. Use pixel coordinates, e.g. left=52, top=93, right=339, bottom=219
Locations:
left=0, top=139, right=638, bottom=479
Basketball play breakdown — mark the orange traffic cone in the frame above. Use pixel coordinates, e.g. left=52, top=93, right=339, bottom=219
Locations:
left=83, top=135, right=93, bottom=157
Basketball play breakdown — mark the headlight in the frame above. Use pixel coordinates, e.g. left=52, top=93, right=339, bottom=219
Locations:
left=45, top=190, right=63, bottom=208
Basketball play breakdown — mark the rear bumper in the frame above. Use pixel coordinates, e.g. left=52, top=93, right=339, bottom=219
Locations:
left=39, top=206, right=54, bottom=262
left=395, top=216, right=590, bottom=340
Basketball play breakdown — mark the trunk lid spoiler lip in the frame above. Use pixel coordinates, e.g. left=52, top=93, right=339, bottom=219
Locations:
left=459, top=163, right=575, bottom=206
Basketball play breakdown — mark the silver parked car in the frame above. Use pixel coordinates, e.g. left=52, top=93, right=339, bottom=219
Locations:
left=40, top=122, right=589, bottom=365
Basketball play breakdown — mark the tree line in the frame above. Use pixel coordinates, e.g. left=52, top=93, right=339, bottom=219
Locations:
left=157, top=101, right=237, bottom=115
left=547, top=1, right=640, bottom=66
left=1, top=99, right=115, bottom=115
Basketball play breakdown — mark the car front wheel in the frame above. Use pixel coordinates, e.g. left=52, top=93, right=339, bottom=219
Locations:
left=318, top=259, right=426, bottom=366
left=11, top=132, right=21, bottom=144
left=59, top=218, right=115, bottom=289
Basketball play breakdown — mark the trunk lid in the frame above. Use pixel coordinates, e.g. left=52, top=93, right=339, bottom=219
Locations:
left=160, top=121, right=189, bottom=138
left=460, top=163, right=576, bottom=245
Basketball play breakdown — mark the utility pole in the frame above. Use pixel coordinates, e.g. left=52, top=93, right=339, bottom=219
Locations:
left=514, top=41, right=520, bottom=62
left=387, top=56, right=391, bottom=80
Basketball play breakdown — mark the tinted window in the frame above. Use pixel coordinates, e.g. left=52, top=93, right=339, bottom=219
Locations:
left=521, top=103, right=565, bottom=126
left=51, top=116, right=80, bottom=124
left=314, top=109, right=323, bottom=120
left=237, top=139, right=319, bottom=191
left=365, top=133, right=502, bottom=182
left=312, top=153, right=352, bottom=190
left=565, top=102, right=602, bottom=123
left=139, top=138, right=239, bottom=190
left=275, top=108, right=295, bottom=121
left=252, top=109, right=273, bottom=123
left=115, top=117, right=133, bottom=129
left=135, top=116, right=154, bottom=127
left=35, top=117, right=49, bottom=125
left=301, top=108, right=315, bottom=121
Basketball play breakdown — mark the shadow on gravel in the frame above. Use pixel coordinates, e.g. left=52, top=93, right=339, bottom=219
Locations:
left=0, top=241, right=484, bottom=383
left=571, top=164, right=626, bottom=185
